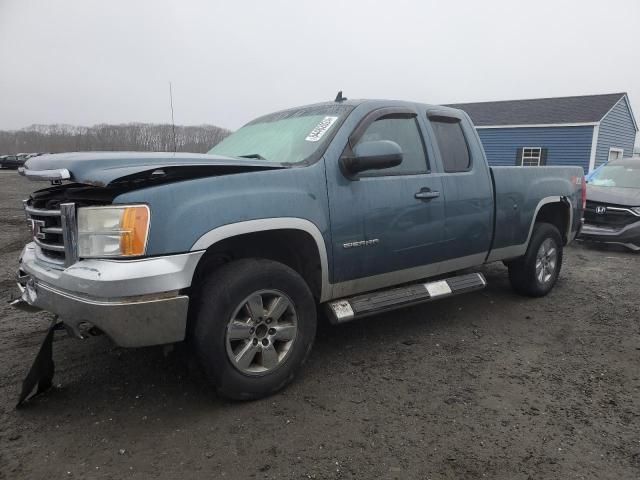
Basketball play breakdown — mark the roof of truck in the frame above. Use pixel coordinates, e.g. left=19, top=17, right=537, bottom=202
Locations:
left=272, top=98, right=460, bottom=113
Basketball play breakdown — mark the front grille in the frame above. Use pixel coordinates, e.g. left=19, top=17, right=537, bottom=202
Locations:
left=584, top=201, right=639, bottom=229
left=24, top=201, right=77, bottom=265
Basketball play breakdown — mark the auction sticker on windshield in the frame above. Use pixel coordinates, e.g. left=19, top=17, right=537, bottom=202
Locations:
left=305, top=116, right=339, bottom=142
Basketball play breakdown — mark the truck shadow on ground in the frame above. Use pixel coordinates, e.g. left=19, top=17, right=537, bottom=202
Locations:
left=13, top=263, right=539, bottom=416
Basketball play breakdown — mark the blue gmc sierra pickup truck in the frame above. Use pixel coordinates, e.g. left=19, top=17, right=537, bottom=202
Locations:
left=13, top=96, right=585, bottom=403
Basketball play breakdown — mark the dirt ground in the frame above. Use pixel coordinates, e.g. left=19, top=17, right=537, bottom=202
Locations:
left=0, top=169, right=638, bottom=479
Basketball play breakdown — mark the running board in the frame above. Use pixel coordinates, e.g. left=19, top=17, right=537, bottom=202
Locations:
left=326, top=272, right=486, bottom=324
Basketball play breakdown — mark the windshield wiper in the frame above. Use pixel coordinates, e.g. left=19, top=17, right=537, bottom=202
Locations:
left=238, top=153, right=267, bottom=160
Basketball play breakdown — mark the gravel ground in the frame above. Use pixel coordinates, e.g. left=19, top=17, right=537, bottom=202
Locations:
left=0, top=169, right=638, bottom=479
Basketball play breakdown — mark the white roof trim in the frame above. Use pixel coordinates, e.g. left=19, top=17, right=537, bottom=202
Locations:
left=476, top=122, right=598, bottom=129
left=599, top=94, right=639, bottom=131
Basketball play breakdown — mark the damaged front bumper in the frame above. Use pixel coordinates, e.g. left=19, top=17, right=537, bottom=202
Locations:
left=13, top=243, right=204, bottom=347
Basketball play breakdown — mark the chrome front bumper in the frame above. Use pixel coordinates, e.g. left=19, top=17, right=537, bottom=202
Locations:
left=13, top=243, right=205, bottom=347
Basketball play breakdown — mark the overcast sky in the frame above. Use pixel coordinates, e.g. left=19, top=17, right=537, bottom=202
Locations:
left=1, top=0, right=639, bottom=134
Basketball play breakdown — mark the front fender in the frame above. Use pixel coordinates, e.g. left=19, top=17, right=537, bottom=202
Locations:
left=114, top=161, right=333, bottom=299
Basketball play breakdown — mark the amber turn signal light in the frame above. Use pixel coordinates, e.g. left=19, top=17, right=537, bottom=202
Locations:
left=119, top=206, right=150, bottom=256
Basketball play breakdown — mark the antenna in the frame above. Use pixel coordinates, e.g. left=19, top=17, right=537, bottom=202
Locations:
left=169, top=81, right=177, bottom=152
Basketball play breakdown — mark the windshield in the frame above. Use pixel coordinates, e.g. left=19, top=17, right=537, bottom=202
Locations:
left=589, top=163, right=640, bottom=189
left=209, top=104, right=353, bottom=164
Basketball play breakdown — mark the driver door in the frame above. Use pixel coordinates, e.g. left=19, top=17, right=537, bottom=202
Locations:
left=327, top=107, right=447, bottom=287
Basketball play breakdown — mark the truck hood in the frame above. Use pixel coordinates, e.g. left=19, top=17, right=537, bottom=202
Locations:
left=586, top=184, right=640, bottom=207
left=20, top=151, right=287, bottom=186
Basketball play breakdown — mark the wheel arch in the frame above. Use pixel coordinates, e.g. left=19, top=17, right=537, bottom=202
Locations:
left=487, top=196, right=572, bottom=263
left=190, top=218, right=330, bottom=302
left=533, top=197, right=572, bottom=245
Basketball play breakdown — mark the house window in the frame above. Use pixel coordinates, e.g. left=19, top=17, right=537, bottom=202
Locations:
left=521, top=147, right=542, bottom=166
left=608, top=148, right=624, bottom=162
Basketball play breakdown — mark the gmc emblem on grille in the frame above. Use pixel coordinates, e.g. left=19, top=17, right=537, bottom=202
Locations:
left=30, top=219, right=46, bottom=239
left=595, top=206, right=607, bottom=215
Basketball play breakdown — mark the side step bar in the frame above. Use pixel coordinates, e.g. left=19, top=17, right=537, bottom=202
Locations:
left=326, top=272, right=486, bottom=324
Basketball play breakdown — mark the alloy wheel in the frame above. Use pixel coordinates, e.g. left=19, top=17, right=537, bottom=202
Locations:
left=535, top=238, right=558, bottom=284
left=225, top=289, right=298, bottom=376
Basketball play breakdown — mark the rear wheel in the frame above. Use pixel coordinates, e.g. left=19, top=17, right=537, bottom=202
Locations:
left=508, top=222, right=563, bottom=297
left=192, top=258, right=316, bottom=400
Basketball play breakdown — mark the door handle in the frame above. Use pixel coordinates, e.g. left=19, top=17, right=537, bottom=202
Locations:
left=415, top=188, right=440, bottom=200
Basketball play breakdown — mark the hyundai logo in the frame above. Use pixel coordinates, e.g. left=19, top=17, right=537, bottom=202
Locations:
left=595, top=206, right=607, bottom=215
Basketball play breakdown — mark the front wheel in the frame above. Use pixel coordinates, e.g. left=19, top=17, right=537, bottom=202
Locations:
left=192, top=258, right=317, bottom=400
left=508, top=222, right=563, bottom=297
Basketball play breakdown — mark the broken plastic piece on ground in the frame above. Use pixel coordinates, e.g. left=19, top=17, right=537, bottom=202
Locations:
left=16, top=318, right=61, bottom=408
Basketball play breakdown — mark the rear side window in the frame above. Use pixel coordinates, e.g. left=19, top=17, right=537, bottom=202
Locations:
left=356, top=115, right=428, bottom=175
left=429, top=116, right=471, bottom=173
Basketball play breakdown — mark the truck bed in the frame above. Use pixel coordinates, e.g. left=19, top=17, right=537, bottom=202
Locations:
left=489, top=166, right=583, bottom=261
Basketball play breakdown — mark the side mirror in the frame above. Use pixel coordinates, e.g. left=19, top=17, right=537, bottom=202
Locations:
left=341, top=140, right=403, bottom=176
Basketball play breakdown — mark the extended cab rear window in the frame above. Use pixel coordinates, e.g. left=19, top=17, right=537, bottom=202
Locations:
left=428, top=116, right=471, bottom=173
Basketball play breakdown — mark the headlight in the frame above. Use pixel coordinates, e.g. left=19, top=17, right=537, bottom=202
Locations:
left=78, top=205, right=150, bottom=258
left=632, top=207, right=640, bottom=216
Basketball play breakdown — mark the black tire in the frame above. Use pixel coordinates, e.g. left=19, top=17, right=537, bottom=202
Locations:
left=192, top=258, right=316, bottom=400
left=508, top=222, right=563, bottom=297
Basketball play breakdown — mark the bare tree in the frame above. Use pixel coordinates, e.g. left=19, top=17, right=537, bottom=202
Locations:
left=0, top=123, right=231, bottom=154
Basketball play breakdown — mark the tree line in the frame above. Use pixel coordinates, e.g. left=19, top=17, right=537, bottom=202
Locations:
left=0, top=123, right=232, bottom=154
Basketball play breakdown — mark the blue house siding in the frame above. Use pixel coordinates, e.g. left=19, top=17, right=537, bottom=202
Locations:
left=477, top=125, right=594, bottom=173
left=594, top=97, right=637, bottom=168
